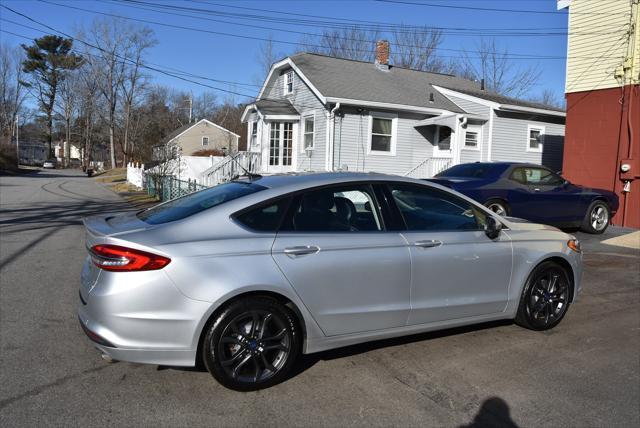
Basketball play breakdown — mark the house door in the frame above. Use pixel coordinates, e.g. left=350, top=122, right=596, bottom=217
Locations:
left=268, top=122, right=296, bottom=173
left=432, top=125, right=454, bottom=176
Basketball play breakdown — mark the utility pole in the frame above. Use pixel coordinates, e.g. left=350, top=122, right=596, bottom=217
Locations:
left=15, top=114, right=19, bottom=167
left=188, top=94, right=193, bottom=123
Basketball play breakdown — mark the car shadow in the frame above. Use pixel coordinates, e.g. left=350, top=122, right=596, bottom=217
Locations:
left=159, top=319, right=513, bottom=382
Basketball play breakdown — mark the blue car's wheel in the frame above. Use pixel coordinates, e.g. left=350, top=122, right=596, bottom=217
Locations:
left=582, top=200, right=610, bottom=234
left=484, top=199, right=510, bottom=217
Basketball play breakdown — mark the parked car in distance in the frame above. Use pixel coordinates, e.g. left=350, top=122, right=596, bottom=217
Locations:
left=70, top=158, right=82, bottom=168
left=80, top=172, right=583, bottom=390
left=42, top=158, right=57, bottom=169
left=429, top=162, right=619, bottom=234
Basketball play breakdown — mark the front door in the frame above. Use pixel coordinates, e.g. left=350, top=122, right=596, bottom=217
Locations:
left=271, top=184, right=411, bottom=336
left=384, top=182, right=513, bottom=325
left=432, top=126, right=454, bottom=176
left=267, top=122, right=296, bottom=173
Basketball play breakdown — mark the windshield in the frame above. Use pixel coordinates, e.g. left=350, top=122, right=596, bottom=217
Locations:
left=436, top=164, right=493, bottom=178
left=138, top=181, right=267, bottom=225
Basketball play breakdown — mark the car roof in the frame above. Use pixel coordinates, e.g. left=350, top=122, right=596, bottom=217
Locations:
left=243, top=171, right=421, bottom=191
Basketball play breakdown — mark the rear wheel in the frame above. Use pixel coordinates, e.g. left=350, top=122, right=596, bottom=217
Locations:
left=581, top=200, right=610, bottom=234
left=484, top=199, right=510, bottom=217
left=202, top=296, right=300, bottom=391
left=515, top=261, right=572, bottom=331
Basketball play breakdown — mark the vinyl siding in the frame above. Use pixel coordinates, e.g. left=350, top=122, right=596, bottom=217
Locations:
left=261, top=68, right=327, bottom=171
left=170, top=121, right=238, bottom=155
left=333, top=107, right=435, bottom=175
left=491, top=112, right=565, bottom=171
left=444, top=94, right=491, bottom=162
left=565, top=0, right=637, bottom=93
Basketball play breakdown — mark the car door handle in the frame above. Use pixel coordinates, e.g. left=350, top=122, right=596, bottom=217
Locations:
left=414, top=240, right=443, bottom=248
left=533, top=187, right=541, bottom=192
left=283, top=246, right=320, bottom=257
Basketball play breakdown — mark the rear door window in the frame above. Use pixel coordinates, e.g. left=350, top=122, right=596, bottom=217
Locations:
left=234, top=198, right=290, bottom=232
left=138, top=181, right=266, bottom=225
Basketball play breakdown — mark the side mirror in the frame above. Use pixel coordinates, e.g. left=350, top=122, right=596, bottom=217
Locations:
left=485, top=216, right=503, bottom=239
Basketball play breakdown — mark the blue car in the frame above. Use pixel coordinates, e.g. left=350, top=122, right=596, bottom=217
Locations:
left=428, top=162, right=619, bottom=234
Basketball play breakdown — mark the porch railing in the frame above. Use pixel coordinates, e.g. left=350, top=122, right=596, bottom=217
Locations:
left=201, top=151, right=262, bottom=187
left=403, top=157, right=453, bottom=179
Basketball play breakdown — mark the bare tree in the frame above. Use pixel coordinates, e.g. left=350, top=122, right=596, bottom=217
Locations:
left=0, top=44, right=27, bottom=142
left=255, top=35, right=281, bottom=80
left=528, top=88, right=565, bottom=109
left=460, top=38, right=542, bottom=98
left=301, top=26, right=380, bottom=62
left=192, top=91, right=218, bottom=121
left=392, top=26, right=448, bottom=72
left=56, top=71, right=79, bottom=166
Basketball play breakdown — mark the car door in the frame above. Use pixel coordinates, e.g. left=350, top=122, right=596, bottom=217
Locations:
left=271, top=184, right=411, bottom=336
left=384, top=182, right=513, bottom=325
left=518, top=167, right=583, bottom=223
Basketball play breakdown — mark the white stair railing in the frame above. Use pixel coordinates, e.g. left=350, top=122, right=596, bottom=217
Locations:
left=201, top=151, right=262, bottom=186
left=403, top=157, right=453, bottom=179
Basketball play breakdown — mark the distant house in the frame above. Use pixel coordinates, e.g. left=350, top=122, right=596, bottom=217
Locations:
left=241, top=43, right=566, bottom=178
left=154, top=119, right=240, bottom=160
left=558, top=0, right=639, bottom=228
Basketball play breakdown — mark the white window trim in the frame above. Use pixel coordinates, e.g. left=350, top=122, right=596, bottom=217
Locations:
left=526, top=124, right=545, bottom=153
left=249, top=121, right=258, bottom=148
left=367, top=112, right=398, bottom=156
left=301, top=112, right=315, bottom=152
left=202, top=136, right=209, bottom=146
left=462, top=125, right=481, bottom=151
left=283, top=70, right=294, bottom=95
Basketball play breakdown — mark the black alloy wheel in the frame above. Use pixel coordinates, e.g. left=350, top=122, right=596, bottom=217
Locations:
left=202, top=296, right=300, bottom=391
left=516, top=261, right=572, bottom=331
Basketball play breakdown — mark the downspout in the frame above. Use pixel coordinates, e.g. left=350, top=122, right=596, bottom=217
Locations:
left=328, top=103, right=341, bottom=171
left=487, top=108, right=494, bottom=161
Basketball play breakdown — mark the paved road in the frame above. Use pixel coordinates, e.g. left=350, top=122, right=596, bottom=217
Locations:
left=1, top=169, right=638, bottom=427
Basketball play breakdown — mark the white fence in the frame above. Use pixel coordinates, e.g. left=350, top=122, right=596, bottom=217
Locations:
left=126, top=162, right=145, bottom=189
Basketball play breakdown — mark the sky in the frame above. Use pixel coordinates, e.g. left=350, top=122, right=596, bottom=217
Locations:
left=0, top=0, right=571, bottom=104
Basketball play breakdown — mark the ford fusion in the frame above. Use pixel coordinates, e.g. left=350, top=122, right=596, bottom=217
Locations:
left=79, top=172, right=582, bottom=390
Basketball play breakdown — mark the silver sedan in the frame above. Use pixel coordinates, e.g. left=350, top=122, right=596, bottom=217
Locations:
left=79, top=172, right=583, bottom=390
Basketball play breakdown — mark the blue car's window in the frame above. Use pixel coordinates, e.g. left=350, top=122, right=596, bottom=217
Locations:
left=511, top=167, right=564, bottom=186
left=436, top=164, right=492, bottom=178
left=138, top=182, right=267, bottom=225
left=389, top=184, right=486, bottom=231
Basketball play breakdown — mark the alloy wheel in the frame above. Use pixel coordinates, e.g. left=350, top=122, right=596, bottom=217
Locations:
left=526, top=268, right=569, bottom=327
left=487, top=202, right=507, bottom=216
left=216, top=310, right=292, bottom=384
left=590, top=205, right=608, bottom=231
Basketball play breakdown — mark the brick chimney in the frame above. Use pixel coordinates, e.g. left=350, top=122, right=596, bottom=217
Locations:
left=375, top=40, right=390, bottom=70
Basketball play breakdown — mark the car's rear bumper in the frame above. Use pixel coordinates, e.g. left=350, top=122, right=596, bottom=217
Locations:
left=78, top=259, right=212, bottom=367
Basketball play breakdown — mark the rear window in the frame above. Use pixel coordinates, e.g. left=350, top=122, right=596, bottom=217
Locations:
left=138, top=181, right=266, bottom=225
left=436, top=164, right=492, bottom=178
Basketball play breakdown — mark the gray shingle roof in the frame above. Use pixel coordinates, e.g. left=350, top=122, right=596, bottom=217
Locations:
left=440, top=86, right=565, bottom=113
left=255, top=99, right=300, bottom=115
left=289, top=53, right=481, bottom=113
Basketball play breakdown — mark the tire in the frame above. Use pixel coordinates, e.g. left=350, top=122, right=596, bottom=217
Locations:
left=484, top=199, right=510, bottom=217
left=515, top=261, right=572, bottom=331
left=581, top=200, right=610, bottom=234
left=202, top=296, right=301, bottom=391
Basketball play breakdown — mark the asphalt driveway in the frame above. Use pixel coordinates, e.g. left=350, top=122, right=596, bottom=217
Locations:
left=1, top=169, right=638, bottom=427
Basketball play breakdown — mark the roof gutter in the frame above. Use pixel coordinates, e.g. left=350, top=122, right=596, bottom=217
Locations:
left=498, top=104, right=566, bottom=118
left=325, top=97, right=447, bottom=115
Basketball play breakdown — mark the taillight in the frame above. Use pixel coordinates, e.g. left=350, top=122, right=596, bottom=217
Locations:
left=89, top=244, right=170, bottom=272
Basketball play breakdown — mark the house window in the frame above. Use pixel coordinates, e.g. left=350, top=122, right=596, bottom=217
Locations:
left=464, top=126, right=480, bottom=150
left=284, top=70, right=294, bottom=94
left=527, top=126, right=544, bottom=152
left=202, top=136, right=209, bottom=146
left=250, top=122, right=258, bottom=147
left=303, top=116, right=314, bottom=149
left=370, top=115, right=396, bottom=154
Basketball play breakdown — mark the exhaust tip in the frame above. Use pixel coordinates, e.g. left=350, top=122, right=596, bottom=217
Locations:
left=101, top=353, right=117, bottom=363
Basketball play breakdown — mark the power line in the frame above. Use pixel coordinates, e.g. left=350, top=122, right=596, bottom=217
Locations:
left=374, top=0, right=630, bottom=15
left=38, top=0, right=626, bottom=61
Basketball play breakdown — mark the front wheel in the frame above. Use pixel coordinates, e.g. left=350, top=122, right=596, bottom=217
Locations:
left=202, top=296, right=300, bottom=391
left=581, top=200, right=610, bottom=234
left=515, top=261, right=572, bottom=331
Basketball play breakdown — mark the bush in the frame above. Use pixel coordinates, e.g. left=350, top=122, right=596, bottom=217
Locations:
left=0, top=141, right=18, bottom=172
left=191, top=148, right=226, bottom=157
